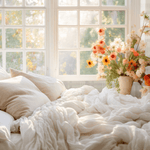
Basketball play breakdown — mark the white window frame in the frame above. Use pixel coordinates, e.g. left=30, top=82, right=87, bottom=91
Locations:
left=0, top=0, right=47, bottom=74
left=51, top=0, right=134, bottom=81
left=0, top=0, right=141, bottom=81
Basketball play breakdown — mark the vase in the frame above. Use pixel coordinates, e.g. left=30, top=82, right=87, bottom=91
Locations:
left=118, top=76, right=133, bottom=95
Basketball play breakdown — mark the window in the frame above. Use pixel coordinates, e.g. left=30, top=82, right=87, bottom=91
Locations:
left=0, top=0, right=46, bottom=75
left=0, top=0, right=139, bottom=81
left=56, top=0, right=130, bottom=81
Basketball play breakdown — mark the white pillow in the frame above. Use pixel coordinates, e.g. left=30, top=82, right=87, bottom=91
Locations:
left=10, top=69, right=66, bottom=101
left=0, top=111, right=14, bottom=140
left=0, top=67, right=10, bottom=80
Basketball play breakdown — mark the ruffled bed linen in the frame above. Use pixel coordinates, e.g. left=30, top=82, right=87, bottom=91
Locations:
left=10, top=85, right=150, bottom=150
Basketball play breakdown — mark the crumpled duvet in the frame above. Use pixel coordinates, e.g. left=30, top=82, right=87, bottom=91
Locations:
left=10, top=85, right=150, bottom=150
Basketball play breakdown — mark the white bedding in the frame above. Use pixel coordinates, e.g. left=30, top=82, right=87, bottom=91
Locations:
left=10, top=85, right=150, bottom=150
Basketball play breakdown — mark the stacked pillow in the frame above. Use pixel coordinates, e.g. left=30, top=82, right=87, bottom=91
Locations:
left=0, top=76, right=50, bottom=119
left=10, top=68, right=66, bottom=101
left=0, top=68, right=66, bottom=120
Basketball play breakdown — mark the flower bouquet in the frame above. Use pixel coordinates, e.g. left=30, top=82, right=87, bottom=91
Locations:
left=87, top=11, right=150, bottom=94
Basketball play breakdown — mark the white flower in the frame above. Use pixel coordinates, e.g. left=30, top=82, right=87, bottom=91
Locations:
left=90, top=52, right=97, bottom=61
left=140, top=66, right=145, bottom=73
left=114, top=38, right=122, bottom=45
left=117, top=68, right=123, bottom=75
left=140, top=40, right=147, bottom=50
left=139, top=59, right=145, bottom=65
left=97, top=65, right=104, bottom=73
left=136, top=70, right=142, bottom=77
left=126, top=38, right=132, bottom=46
left=110, top=42, right=116, bottom=50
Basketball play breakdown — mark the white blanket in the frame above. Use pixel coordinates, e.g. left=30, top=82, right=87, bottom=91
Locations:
left=11, top=86, right=150, bottom=150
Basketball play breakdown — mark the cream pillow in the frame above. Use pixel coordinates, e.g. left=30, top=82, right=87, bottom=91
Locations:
left=10, top=69, right=66, bottom=101
left=0, top=76, right=50, bottom=119
left=0, top=67, right=10, bottom=80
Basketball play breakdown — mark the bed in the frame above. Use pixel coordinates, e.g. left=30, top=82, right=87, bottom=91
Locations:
left=1, top=67, right=150, bottom=150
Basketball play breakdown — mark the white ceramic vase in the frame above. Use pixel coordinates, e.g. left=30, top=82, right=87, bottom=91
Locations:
left=118, top=76, right=133, bottom=95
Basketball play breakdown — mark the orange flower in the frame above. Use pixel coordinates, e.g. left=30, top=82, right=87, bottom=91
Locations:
left=92, top=45, right=97, bottom=54
left=110, top=52, right=116, bottom=60
left=86, top=60, right=95, bottom=68
left=102, top=56, right=110, bottom=66
left=128, top=60, right=138, bottom=71
left=144, top=74, right=150, bottom=86
left=133, top=51, right=139, bottom=57
left=98, top=28, right=105, bottom=36
left=96, top=45, right=105, bottom=54
left=98, top=39, right=105, bottom=47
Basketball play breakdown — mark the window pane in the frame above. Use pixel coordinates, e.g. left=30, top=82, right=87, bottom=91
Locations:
left=6, top=52, right=23, bottom=72
left=6, top=28, right=23, bottom=48
left=102, top=11, right=125, bottom=25
left=26, top=0, right=44, bottom=6
left=0, top=29, right=2, bottom=48
left=0, top=0, right=2, bottom=6
left=102, top=0, right=125, bottom=6
left=80, top=0, right=99, bottom=6
left=5, top=10, right=22, bottom=25
left=80, top=28, right=98, bottom=48
left=80, top=11, right=99, bottom=25
left=59, top=51, right=77, bottom=75
left=26, top=10, right=45, bottom=25
left=5, top=0, right=23, bottom=6
left=58, top=0, right=77, bottom=6
left=26, top=28, right=45, bottom=49
left=0, top=52, right=2, bottom=66
left=58, top=11, right=77, bottom=25
left=105, top=28, right=125, bottom=45
left=26, top=52, right=45, bottom=75
left=0, top=11, right=2, bottom=25
left=80, top=51, right=97, bottom=75
left=58, top=28, right=78, bottom=49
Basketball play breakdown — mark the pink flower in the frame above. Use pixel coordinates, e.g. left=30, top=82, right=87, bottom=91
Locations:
left=110, top=52, right=116, bottom=60
left=123, top=59, right=128, bottom=65
left=116, top=47, right=121, bottom=53
left=98, top=28, right=105, bottom=36
left=133, top=51, right=139, bottom=56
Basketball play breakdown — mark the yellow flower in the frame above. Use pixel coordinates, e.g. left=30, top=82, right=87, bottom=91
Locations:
left=102, top=56, right=110, bottom=66
left=86, top=60, right=95, bottom=68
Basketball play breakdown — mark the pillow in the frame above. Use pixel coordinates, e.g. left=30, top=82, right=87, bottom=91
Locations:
left=0, top=111, right=14, bottom=141
left=0, top=76, right=50, bottom=119
left=0, top=67, right=10, bottom=80
left=10, top=69, right=66, bottom=101
left=0, top=111, right=14, bottom=134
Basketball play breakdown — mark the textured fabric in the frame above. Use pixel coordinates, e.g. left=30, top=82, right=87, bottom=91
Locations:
left=10, top=86, right=150, bottom=150
left=0, top=76, right=50, bottom=119
left=10, top=69, right=66, bottom=101
left=0, top=111, right=15, bottom=150
left=0, top=67, right=10, bottom=80
left=0, top=111, right=14, bottom=134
